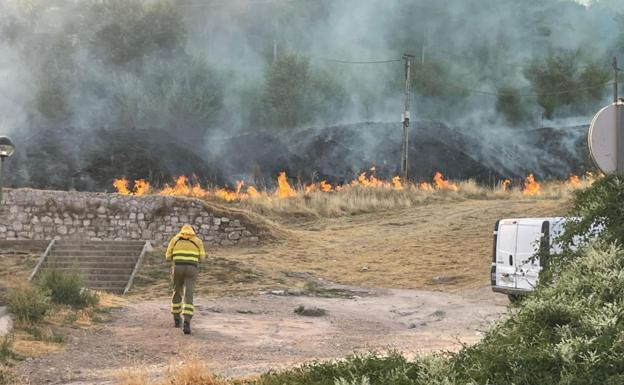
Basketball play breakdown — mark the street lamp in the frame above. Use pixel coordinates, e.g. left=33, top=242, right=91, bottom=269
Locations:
left=0, top=136, right=15, bottom=205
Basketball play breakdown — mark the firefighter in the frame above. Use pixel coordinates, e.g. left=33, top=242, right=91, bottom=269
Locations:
left=166, top=224, right=206, bottom=334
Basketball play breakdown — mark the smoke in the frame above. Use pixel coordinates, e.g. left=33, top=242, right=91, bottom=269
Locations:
left=0, top=0, right=621, bottom=189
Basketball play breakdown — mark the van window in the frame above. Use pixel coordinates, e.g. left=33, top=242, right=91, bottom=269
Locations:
left=498, top=224, right=517, bottom=254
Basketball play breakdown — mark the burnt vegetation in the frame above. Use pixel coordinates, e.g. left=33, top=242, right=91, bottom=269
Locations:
left=0, top=0, right=619, bottom=190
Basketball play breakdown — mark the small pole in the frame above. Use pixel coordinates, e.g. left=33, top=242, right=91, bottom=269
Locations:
left=614, top=57, right=619, bottom=103
left=273, top=39, right=278, bottom=62
left=0, top=157, right=4, bottom=205
left=401, top=53, right=415, bottom=181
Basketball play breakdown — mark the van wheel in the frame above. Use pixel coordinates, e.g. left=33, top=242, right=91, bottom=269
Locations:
left=508, top=294, right=523, bottom=303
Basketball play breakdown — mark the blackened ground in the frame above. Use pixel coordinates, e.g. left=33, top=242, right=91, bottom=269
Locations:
left=6, top=121, right=591, bottom=191
left=208, top=121, right=591, bottom=185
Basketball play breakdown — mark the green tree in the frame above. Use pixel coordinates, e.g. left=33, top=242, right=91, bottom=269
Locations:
left=525, top=50, right=609, bottom=119
left=90, top=0, right=185, bottom=66
left=264, top=54, right=309, bottom=129
left=496, top=86, right=528, bottom=126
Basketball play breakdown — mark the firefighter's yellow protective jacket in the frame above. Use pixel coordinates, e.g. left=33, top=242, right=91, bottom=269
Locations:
left=165, top=225, right=206, bottom=266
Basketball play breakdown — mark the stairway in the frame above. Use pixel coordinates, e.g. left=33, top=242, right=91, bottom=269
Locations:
left=37, top=240, right=147, bottom=294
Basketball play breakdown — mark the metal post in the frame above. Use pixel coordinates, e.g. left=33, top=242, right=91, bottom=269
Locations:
left=614, top=57, right=619, bottom=103
left=0, top=157, right=4, bottom=205
left=401, top=54, right=414, bottom=181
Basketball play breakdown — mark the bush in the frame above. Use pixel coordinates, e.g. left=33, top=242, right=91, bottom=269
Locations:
left=450, top=175, right=624, bottom=385
left=37, top=268, right=99, bottom=309
left=5, top=285, right=50, bottom=324
left=0, top=335, right=12, bottom=363
left=254, top=352, right=449, bottom=385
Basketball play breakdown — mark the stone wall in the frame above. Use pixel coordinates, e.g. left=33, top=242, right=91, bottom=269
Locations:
left=0, top=189, right=259, bottom=246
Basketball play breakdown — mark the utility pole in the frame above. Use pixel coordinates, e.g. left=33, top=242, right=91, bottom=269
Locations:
left=273, top=39, right=278, bottom=63
left=613, top=56, right=619, bottom=103
left=401, top=53, right=415, bottom=181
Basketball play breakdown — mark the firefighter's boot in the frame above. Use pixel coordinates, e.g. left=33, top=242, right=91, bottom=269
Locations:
left=183, top=320, right=191, bottom=335
left=173, top=315, right=181, bottom=328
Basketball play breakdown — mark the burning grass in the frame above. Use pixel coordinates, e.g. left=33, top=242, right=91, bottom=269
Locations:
left=112, top=171, right=596, bottom=219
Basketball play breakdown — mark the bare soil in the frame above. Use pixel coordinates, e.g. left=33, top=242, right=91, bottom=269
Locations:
left=16, top=285, right=506, bottom=384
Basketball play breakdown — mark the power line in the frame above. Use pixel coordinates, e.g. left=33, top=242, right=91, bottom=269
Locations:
left=315, top=57, right=402, bottom=64
left=313, top=54, right=613, bottom=98
left=456, top=82, right=613, bottom=98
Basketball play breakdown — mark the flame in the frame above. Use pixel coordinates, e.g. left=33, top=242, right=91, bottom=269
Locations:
left=112, top=167, right=595, bottom=203
left=276, top=172, right=297, bottom=198
left=304, top=183, right=317, bottom=195
left=113, top=178, right=130, bottom=195
left=433, top=172, right=458, bottom=191
left=392, top=176, right=403, bottom=190
left=567, top=175, right=582, bottom=188
left=247, top=186, right=260, bottom=198
left=133, top=179, right=150, bottom=196
left=523, top=174, right=541, bottom=196
left=352, top=171, right=387, bottom=188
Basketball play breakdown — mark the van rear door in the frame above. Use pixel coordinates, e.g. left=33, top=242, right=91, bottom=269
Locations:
left=515, top=221, right=544, bottom=290
left=495, top=221, right=518, bottom=290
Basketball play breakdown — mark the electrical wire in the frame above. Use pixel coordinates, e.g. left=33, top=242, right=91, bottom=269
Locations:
left=453, top=82, right=613, bottom=98
left=315, top=57, right=402, bottom=64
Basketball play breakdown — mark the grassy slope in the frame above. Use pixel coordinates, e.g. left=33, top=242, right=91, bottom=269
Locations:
left=132, top=197, right=569, bottom=298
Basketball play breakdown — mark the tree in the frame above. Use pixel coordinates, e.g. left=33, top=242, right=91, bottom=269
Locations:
left=264, top=54, right=309, bottom=129
left=496, top=86, right=528, bottom=126
left=525, top=50, right=609, bottom=119
left=90, top=0, right=185, bottom=66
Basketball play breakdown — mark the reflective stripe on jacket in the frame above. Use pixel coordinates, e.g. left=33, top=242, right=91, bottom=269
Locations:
left=166, top=233, right=206, bottom=265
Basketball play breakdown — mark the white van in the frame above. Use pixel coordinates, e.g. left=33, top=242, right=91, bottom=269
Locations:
left=491, top=217, right=567, bottom=299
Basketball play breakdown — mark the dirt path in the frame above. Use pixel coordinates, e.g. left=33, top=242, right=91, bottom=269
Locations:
left=16, top=286, right=507, bottom=384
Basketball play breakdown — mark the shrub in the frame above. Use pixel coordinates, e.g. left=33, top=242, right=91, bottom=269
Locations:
left=37, top=268, right=99, bottom=309
left=0, top=335, right=12, bottom=363
left=254, top=352, right=448, bottom=385
left=5, top=285, right=50, bottom=324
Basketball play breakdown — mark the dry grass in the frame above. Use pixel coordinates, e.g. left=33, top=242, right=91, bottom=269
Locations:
left=116, top=356, right=225, bottom=385
left=216, top=198, right=571, bottom=293
left=227, top=179, right=590, bottom=220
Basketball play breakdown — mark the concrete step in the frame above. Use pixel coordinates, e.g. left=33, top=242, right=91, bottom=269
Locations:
left=47, top=256, right=139, bottom=263
left=40, top=266, right=135, bottom=274
left=89, top=287, right=124, bottom=294
left=83, top=280, right=129, bottom=288
left=42, top=261, right=138, bottom=269
left=51, top=250, right=141, bottom=257
left=85, top=274, right=132, bottom=282
left=53, top=245, right=144, bottom=252
left=56, top=241, right=145, bottom=247
left=39, top=270, right=131, bottom=282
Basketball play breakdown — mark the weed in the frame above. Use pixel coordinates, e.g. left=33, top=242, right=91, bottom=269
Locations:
left=294, top=305, right=327, bottom=317
left=25, top=326, right=67, bottom=343
left=0, top=364, right=21, bottom=385
left=0, top=335, right=13, bottom=363
left=36, top=268, right=99, bottom=309
left=63, top=312, right=78, bottom=325
left=6, top=285, right=50, bottom=324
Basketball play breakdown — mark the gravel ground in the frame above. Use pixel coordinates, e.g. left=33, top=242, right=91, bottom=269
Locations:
left=16, top=285, right=507, bottom=385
